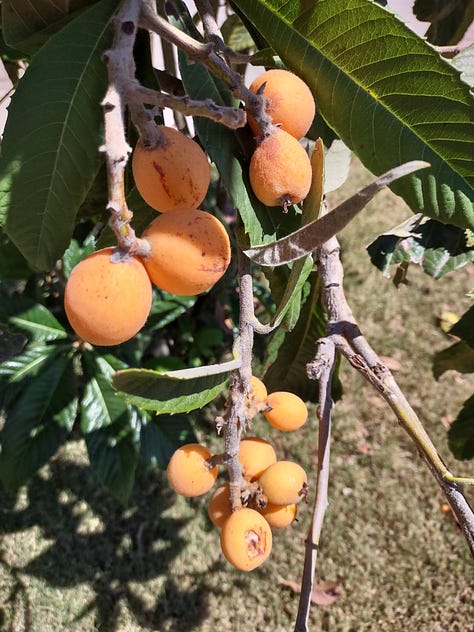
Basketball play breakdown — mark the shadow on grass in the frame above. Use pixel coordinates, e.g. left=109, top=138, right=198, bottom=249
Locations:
left=0, top=454, right=213, bottom=631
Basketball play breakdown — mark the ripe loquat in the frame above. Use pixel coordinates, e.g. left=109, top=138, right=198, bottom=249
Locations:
left=141, top=208, right=231, bottom=296
left=64, top=247, right=152, bottom=346
left=166, top=443, right=218, bottom=497
left=239, top=437, right=277, bottom=481
left=220, top=507, right=272, bottom=571
left=132, top=126, right=211, bottom=212
left=247, top=68, right=315, bottom=140
left=263, top=391, right=308, bottom=431
left=249, top=127, right=312, bottom=208
left=259, top=460, right=308, bottom=505
left=208, top=483, right=233, bottom=528
left=260, top=501, right=297, bottom=529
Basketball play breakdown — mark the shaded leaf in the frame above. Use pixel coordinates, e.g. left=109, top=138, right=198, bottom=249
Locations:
left=85, top=417, right=139, bottom=504
left=233, top=0, right=474, bottom=230
left=263, top=272, right=342, bottom=402
left=1, top=0, right=117, bottom=270
left=433, top=340, right=474, bottom=378
left=414, top=0, right=474, bottom=45
left=62, top=236, right=96, bottom=278
left=0, top=342, right=56, bottom=380
left=2, top=0, right=100, bottom=54
left=0, top=355, right=77, bottom=489
left=367, top=215, right=474, bottom=279
left=221, top=14, right=255, bottom=52
left=448, top=394, right=474, bottom=460
left=0, top=326, right=27, bottom=363
left=113, top=359, right=240, bottom=413
left=450, top=305, right=474, bottom=347
left=245, top=161, right=428, bottom=266
left=0, top=228, right=33, bottom=280
left=81, top=372, right=130, bottom=433
left=140, top=414, right=197, bottom=469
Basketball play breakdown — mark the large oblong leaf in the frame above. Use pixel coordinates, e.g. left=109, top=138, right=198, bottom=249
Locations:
left=113, top=359, right=241, bottom=413
left=0, top=0, right=117, bottom=270
left=233, top=0, right=474, bottom=230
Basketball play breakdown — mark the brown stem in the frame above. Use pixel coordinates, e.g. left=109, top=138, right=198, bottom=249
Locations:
left=294, top=338, right=335, bottom=632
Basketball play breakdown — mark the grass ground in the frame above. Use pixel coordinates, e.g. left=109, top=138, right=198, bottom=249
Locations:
left=1, top=159, right=473, bottom=632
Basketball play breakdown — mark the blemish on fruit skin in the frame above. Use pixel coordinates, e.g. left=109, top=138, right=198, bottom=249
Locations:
left=245, top=527, right=266, bottom=559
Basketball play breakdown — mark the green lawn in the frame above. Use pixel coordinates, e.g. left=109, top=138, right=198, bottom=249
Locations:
left=1, top=159, right=473, bottom=631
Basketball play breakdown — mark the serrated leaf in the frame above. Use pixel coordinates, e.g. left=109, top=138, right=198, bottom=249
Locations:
left=367, top=215, right=474, bottom=279
left=0, top=355, right=77, bottom=489
left=245, top=161, right=428, bottom=266
left=433, top=340, right=474, bottom=379
left=450, top=305, right=474, bottom=347
left=448, top=394, right=474, bottom=460
left=233, top=0, right=474, bottom=231
left=0, top=0, right=117, bottom=270
left=85, top=417, right=139, bottom=504
left=113, top=358, right=240, bottom=413
left=140, top=415, right=197, bottom=469
left=2, top=0, right=100, bottom=54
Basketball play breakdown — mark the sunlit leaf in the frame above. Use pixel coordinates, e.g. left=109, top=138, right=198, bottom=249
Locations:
left=233, top=0, right=474, bottom=230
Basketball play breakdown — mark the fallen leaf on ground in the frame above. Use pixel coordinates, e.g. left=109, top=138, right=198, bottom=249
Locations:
left=277, top=577, right=341, bottom=606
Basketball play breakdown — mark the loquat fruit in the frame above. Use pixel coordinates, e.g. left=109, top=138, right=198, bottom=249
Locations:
left=247, top=68, right=315, bottom=140
left=259, top=460, right=308, bottom=505
left=141, top=208, right=231, bottom=296
left=64, top=247, right=152, bottom=346
left=166, top=443, right=218, bottom=497
left=263, top=391, right=308, bottom=431
left=249, top=127, right=312, bottom=209
left=220, top=507, right=272, bottom=571
left=132, top=126, right=211, bottom=212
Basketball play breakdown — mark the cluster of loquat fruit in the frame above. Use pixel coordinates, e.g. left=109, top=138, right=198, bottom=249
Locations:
left=63, top=67, right=315, bottom=346
left=166, top=376, right=310, bottom=571
left=64, top=125, right=230, bottom=346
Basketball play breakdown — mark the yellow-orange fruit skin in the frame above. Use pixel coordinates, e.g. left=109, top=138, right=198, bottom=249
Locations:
left=141, top=209, right=231, bottom=296
left=263, top=391, right=308, bottom=431
left=208, top=483, right=233, bottom=528
left=132, top=126, right=211, bottom=212
left=239, top=437, right=277, bottom=481
left=259, top=461, right=307, bottom=506
left=249, top=128, right=312, bottom=207
left=166, top=443, right=218, bottom=497
left=220, top=508, right=272, bottom=571
left=248, top=69, right=316, bottom=139
left=249, top=376, right=267, bottom=403
left=260, top=502, right=297, bottom=529
left=64, top=248, right=152, bottom=346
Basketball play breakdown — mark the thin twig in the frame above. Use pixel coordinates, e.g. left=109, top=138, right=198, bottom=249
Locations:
left=294, top=338, right=335, bottom=632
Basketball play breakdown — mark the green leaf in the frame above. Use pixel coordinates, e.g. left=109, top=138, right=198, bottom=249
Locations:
left=414, top=0, right=474, bottom=45
left=233, top=0, right=474, bottom=230
left=263, top=272, right=342, bottom=402
left=448, top=394, right=474, bottom=460
left=147, top=292, right=196, bottom=330
left=450, top=305, right=474, bottom=348
left=221, top=14, right=255, bottom=52
left=367, top=215, right=474, bottom=279
left=0, top=325, right=27, bottom=363
left=433, top=340, right=474, bottom=379
left=113, top=359, right=240, bottom=413
left=244, top=161, right=428, bottom=266
left=9, top=303, right=68, bottom=342
left=140, top=415, right=197, bottom=469
left=62, top=236, right=96, bottom=278
left=1, top=0, right=100, bottom=54
left=85, top=417, right=139, bottom=504
left=81, top=373, right=131, bottom=433
left=0, top=343, right=56, bottom=381
left=0, top=355, right=77, bottom=489
left=0, top=0, right=117, bottom=270
left=0, top=228, right=33, bottom=280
